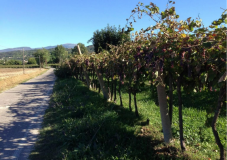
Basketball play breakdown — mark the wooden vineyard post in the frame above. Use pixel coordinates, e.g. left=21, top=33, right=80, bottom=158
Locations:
left=77, top=45, right=91, bottom=88
left=39, top=55, right=41, bottom=70
left=22, top=48, right=25, bottom=74
left=95, top=67, right=110, bottom=100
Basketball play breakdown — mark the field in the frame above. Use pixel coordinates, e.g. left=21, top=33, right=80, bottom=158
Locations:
left=0, top=68, right=42, bottom=80
left=0, top=68, right=48, bottom=92
left=0, top=64, right=39, bottom=68
left=0, top=64, right=59, bottom=69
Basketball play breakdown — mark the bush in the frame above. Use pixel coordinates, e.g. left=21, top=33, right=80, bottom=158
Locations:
left=27, top=57, right=37, bottom=64
left=72, top=43, right=88, bottom=55
left=5, top=60, right=22, bottom=65
left=47, top=64, right=59, bottom=68
left=54, top=63, right=73, bottom=78
left=0, top=60, right=4, bottom=64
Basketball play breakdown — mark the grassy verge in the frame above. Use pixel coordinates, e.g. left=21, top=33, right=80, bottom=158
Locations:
left=0, top=69, right=48, bottom=92
left=29, top=77, right=226, bottom=160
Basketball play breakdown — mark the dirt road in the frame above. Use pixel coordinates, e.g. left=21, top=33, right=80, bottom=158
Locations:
left=0, top=68, right=56, bottom=160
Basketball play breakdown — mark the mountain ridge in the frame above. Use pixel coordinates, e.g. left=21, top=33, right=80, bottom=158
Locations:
left=0, top=43, right=77, bottom=53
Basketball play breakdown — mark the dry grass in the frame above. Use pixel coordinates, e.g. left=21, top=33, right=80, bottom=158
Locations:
left=0, top=68, right=48, bottom=92
left=0, top=68, right=42, bottom=80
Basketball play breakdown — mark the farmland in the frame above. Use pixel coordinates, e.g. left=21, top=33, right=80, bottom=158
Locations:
left=0, top=68, right=41, bottom=80
left=0, top=68, right=47, bottom=92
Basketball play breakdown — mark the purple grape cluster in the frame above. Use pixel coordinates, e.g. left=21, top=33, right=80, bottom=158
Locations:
left=85, top=59, right=89, bottom=66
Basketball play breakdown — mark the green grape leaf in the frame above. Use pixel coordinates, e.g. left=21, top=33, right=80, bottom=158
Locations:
left=222, top=40, right=226, bottom=47
left=189, top=25, right=194, bottom=31
left=169, top=9, right=173, bottom=15
left=201, top=72, right=207, bottom=83
left=212, top=21, right=217, bottom=25
left=145, top=5, right=149, bottom=8
left=225, top=19, right=227, bottom=24
left=155, top=71, right=158, bottom=77
left=167, top=28, right=173, bottom=33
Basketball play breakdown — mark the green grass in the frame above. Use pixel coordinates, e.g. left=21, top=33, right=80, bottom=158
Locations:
left=29, top=77, right=226, bottom=160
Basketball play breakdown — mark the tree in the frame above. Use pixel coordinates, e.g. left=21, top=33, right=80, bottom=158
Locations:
left=5, top=59, right=22, bottom=65
left=72, top=43, right=88, bottom=55
left=33, top=48, right=50, bottom=67
left=27, top=57, right=37, bottom=64
left=0, top=60, right=4, bottom=64
left=52, top=45, right=68, bottom=64
left=87, top=24, right=131, bottom=53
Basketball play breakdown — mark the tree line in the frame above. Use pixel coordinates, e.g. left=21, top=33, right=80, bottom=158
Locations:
left=0, top=43, right=93, bottom=66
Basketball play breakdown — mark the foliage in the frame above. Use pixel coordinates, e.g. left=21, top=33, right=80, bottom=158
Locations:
left=51, top=45, right=68, bottom=64
left=54, top=63, right=73, bottom=78
left=33, top=48, right=50, bottom=67
left=87, top=24, right=131, bottom=53
left=5, top=59, right=22, bottom=65
left=47, top=64, right=59, bottom=68
left=27, top=57, right=37, bottom=64
left=72, top=43, right=89, bottom=55
left=0, top=47, right=72, bottom=63
left=0, top=49, right=36, bottom=60
left=86, top=45, right=94, bottom=53
left=0, top=60, right=4, bottom=64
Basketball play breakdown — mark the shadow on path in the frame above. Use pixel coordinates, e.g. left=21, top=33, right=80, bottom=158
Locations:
left=0, top=69, right=56, bottom=160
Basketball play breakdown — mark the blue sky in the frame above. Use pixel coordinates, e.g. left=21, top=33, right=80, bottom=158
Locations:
left=0, top=0, right=225, bottom=49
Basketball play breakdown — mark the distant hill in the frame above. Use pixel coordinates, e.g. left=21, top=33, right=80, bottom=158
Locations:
left=0, top=43, right=77, bottom=53
left=37, top=43, right=77, bottom=50
left=62, top=43, right=77, bottom=49
left=0, top=44, right=94, bottom=60
left=0, top=47, right=32, bottom=53
left=86, top=45, right=94, bottom=53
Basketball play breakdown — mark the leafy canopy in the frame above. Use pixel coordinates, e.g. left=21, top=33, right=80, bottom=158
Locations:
left=33, top=48, right=50, bottom=67
left=51, top=45, right=68, bottom=63
left=88, top=24, right=131, bottom=53
left=72, top=43, right=88, bottom=55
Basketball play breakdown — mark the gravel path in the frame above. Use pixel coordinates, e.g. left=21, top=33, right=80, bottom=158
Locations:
left=0, top=68, right=56, bottom=160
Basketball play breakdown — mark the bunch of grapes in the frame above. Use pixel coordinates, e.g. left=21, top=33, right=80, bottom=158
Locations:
left=85, top=59, right=89, bottom=66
